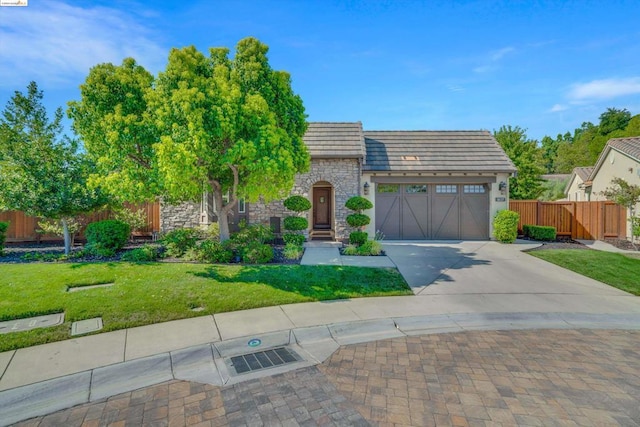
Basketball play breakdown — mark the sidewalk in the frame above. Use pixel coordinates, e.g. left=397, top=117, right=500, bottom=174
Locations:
left=1, top=240, right=640, bottom=425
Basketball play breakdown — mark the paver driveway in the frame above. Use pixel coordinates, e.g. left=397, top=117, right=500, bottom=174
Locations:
left=14, top=329, right=640, bottom=426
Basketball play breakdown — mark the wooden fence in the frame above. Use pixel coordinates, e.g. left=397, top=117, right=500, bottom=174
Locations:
left=0, top=201, right=160, bottom=243
left=509, top=200, right=627, bottom=240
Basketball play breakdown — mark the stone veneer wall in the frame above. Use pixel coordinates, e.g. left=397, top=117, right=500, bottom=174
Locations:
left=159, top=200, right=201, bottom=233
left=248, top=158, right=361, bottom=240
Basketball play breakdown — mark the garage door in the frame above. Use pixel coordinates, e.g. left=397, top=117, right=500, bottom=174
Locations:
left=375, top=183, right=489, bottom=240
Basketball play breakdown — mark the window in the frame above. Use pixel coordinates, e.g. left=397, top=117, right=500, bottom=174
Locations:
left=377, top=184, right=399, bottom=193
left=238, top=198, right=246, bottom=213
left=463, top=185, right=485, bottom=194
left=406, top=184, right=427, bottom=193
left=436, top=185, right=457, bottom=194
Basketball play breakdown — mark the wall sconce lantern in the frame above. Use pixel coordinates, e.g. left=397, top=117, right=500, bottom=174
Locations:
left=363, top=182, right=370, bottom=195
left=498, top=181, right=507, bottom=193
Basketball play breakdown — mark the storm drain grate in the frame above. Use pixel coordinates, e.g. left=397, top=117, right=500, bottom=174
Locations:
left=230, top=347, right=301, bottom=375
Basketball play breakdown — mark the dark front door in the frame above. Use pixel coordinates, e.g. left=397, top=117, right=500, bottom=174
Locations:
left=313, top=188, right=331, bottom=229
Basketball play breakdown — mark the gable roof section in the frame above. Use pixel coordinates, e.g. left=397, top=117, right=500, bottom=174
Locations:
left=565, top=167, right=594, bottom=194
left=303, top=122, right=364, bottom=159
left=363, top=130, right=516, bottom=172
left=588, top=136, right=640, bottom=181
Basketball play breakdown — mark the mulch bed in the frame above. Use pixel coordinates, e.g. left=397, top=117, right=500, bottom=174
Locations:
left=0, top=242, right=301, bottom=264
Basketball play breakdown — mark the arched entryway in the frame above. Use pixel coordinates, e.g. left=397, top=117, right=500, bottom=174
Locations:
left=311, top=182, right=334, bottom=240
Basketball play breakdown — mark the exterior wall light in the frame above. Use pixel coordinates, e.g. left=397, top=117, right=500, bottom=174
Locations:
left=498, top=181, right=507, bottom=193
left=363, top=182, right=370, bottom=195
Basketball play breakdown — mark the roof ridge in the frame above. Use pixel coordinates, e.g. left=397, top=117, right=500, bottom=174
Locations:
left=364, top=129, right=489, bottom=133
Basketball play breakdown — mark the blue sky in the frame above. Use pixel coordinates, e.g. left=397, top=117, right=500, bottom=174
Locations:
left=1, top=0, right=639, bottom=141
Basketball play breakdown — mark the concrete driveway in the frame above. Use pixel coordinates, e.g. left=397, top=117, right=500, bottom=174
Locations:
left=383, top=240, right=640, bottom=314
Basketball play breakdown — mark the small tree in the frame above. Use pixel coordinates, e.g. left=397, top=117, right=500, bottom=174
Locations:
left=0, top=82, right=107, bottom=254
left=601, top=177, right=640, bottom=247
left=283, top=195, right=311, bottom=245
left=345, top=196, right=373, bottom=245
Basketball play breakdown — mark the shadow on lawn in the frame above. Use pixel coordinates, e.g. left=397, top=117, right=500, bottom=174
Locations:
left=189, top=264, right=412, bottom=299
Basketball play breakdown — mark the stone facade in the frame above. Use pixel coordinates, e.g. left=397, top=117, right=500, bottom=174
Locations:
left=159, top=200, right=201, bottom=233
left=248, top=158, right=361, bottom=240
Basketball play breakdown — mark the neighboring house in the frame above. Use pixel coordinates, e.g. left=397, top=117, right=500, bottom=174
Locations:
left=160, top=122, right=516, bottom=241
left=564, top=167, right=593, bottom=201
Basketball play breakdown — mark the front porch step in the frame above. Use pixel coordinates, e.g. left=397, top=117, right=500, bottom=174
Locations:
left=304, top=241, right=342, bottom=248
left=309, top=229, right=335, bottom=241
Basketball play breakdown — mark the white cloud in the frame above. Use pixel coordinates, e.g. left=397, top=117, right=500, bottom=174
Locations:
left=0, top=0, right=166, bottom=88
left=490, top=47, right=515, bottom=61
left=568, top=77, right=640, bottom=100
left=549, top=104, right=568, bottom=112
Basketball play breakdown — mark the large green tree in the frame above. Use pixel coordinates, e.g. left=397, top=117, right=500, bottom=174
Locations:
left=69, top=37, right=310, bottom=241
left=0, top=82, right=107, bottom=254
left=494, top=125, right=544, bottom=200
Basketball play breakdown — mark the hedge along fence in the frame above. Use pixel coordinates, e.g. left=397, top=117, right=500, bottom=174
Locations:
left=0, top=201, right=160, bottom=243
left=509, top=200, right=626, bottom=240
left=522, top=224, right=557, bottom=241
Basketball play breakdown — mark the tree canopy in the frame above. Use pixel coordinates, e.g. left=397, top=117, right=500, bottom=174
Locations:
left=0, top=82, right=107, bottom=253
left=69, top=37, right=310, bottom=241
left=493, top=125, right=544, bottom=200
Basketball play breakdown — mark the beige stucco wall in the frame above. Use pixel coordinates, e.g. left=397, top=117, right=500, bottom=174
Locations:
left=590, top=148, right=640, bottom=237
left=565, top=175, right=587, bottom=202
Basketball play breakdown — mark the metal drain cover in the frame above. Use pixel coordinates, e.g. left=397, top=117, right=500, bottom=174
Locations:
left=229, top=347, right=301, bottom=375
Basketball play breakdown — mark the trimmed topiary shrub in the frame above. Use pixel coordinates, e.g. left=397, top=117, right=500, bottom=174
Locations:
left=85, top=219, right=131, bottom=256
left=283, top=216, right=308, bottom=231
left=345, top=196, right=373, bottom=211
left=284, top=195, right=312, bottom=212
left=525, top=224, right=556, bottom=241
left=493, top=210, right=519, bottom=243
left=0, top=221, right=8, bottom=254
left=349, top=231, right=368, bottom=246
left=345, top=196, right=373, bottom=245
left=346, top=213, right=370, bottom=228
left=283, top=233, right=305, bottom=246
left=283, top=195, right=310, bottom=244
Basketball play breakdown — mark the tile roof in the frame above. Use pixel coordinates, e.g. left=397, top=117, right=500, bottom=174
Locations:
left=303, top=122, right=365, bottom=158
left=362, top=130, right=516, bottom=172
left=573, top=167, right=594, bottom=182
left=608, top=136, right=640, bottom=162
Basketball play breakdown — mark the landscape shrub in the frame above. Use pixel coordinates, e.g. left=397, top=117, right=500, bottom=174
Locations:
left=186, top=240, right=233, bottom=263
left=349, top=231, right=368, bottom=246
left=358, top=240, right=383, bottom=256
left=241, top=242, right=274, bottom=264
left=522, top=224, right=532, bottom=237
left=283, top=243, right=304, bottom=260
left=0, top=221, right=9, bottom=253
left=283, top=216, right=308, bottom=231
left=345, top=196, right=373, bottom=211
left=493, top=210, right=519, bottom=243
left=204, top=222, right=220, bottom=241
left=231, top=224, right=274, bottom=246
left=121, top=244, right=160, bottom=262
left=342, top=244, right=359, bottom=256
left=162, top=228, right=201, bottom=258
left=113, top=208, right=149, bottom=234
left=283, top=233, right=305, bottom=246
left=85, top=219, right=131, bottom=256
left=346, top=213, right=370, bottom=228
left=284, top=195, right=312, bottom=212
left=525, top=225, right=556, bottom=241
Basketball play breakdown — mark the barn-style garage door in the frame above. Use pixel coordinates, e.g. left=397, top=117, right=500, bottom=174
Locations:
left=375, top=183, right=489, bottom=240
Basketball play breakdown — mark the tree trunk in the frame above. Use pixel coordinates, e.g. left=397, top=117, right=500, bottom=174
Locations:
left=62, top=218, right=71, bottom=255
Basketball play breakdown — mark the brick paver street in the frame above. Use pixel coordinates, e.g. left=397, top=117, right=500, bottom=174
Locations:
left=13, top=329, right=640, bottom=426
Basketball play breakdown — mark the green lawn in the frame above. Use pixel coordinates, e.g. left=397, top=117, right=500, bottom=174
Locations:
left=0, top=262, right=411, bottom=352
left=528, top=249, right=640, bottom=296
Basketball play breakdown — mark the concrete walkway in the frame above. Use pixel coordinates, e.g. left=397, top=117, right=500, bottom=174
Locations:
left=1, top=240, right=640, bottom=425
